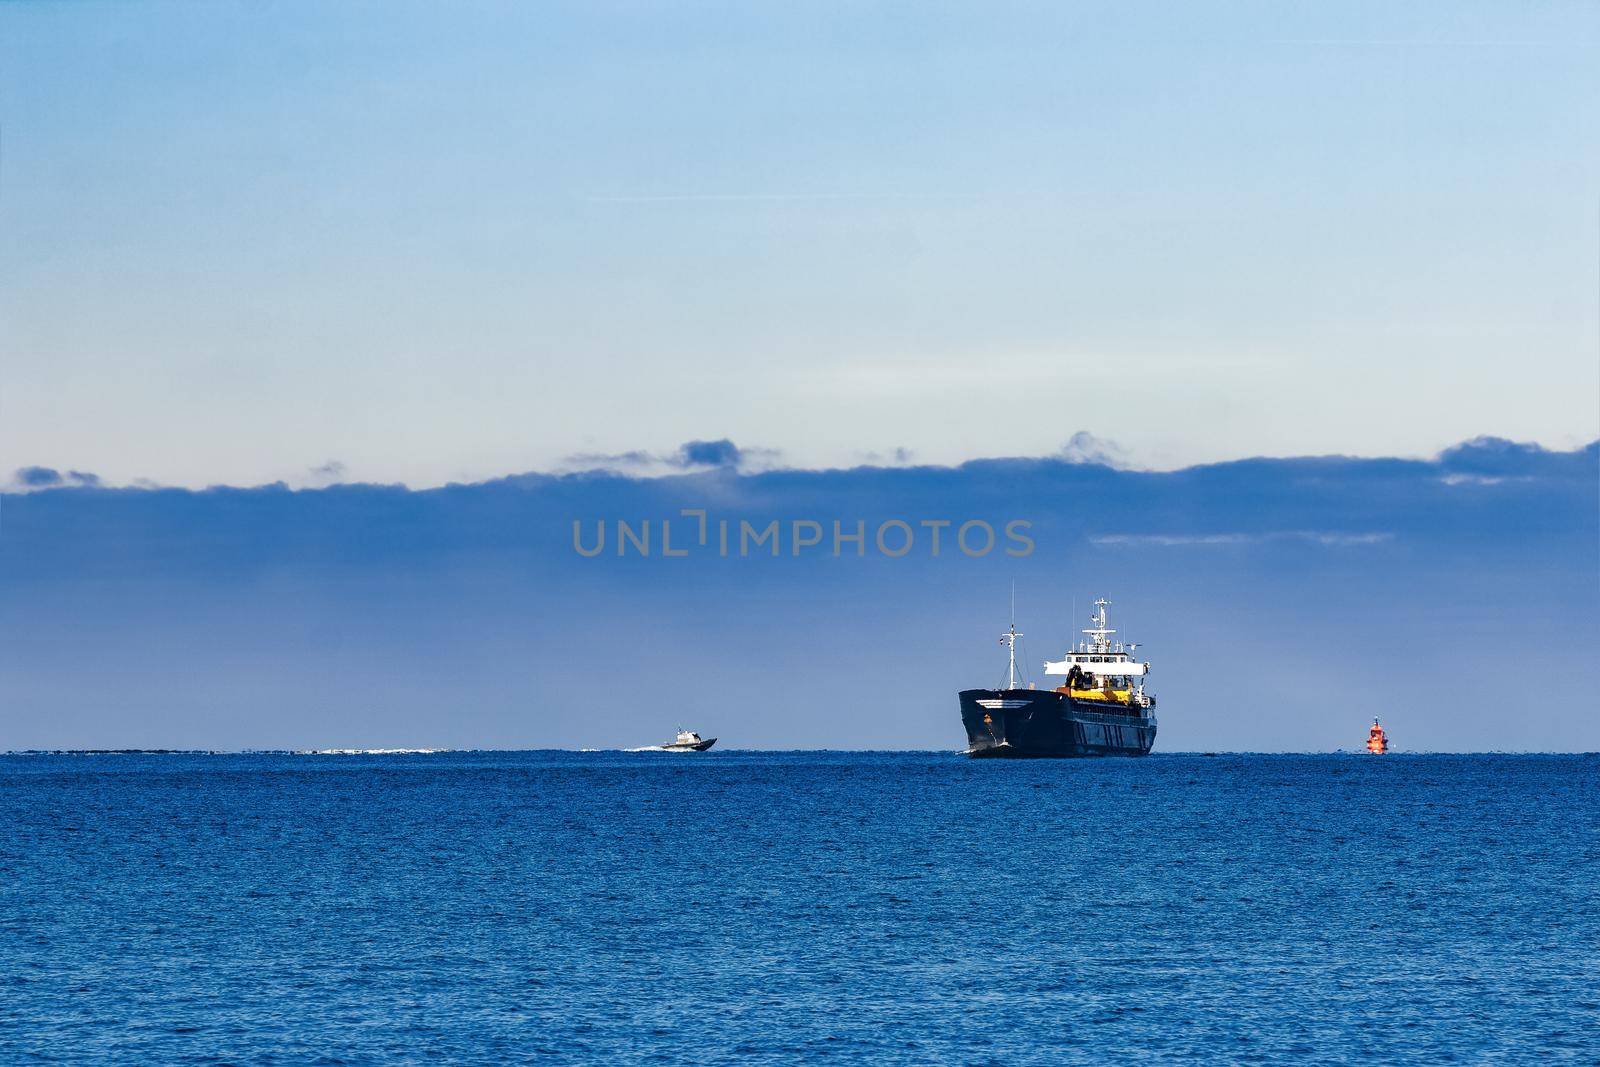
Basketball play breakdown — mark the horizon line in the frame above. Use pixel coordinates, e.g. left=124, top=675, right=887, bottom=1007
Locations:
left=5, top=748, right=1596, bottom=757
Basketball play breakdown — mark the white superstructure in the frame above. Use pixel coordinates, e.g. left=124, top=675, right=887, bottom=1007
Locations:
left=1043, top=599, right=1152, bottom=703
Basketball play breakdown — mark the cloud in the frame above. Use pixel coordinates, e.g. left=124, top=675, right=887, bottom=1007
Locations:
left=10, top=467, right=101, bottom=490
left=1301, top=531, right=1393, bottom=546
left=309, top=460, right=348, bottom=483
left=854, top=447, right=917, bottom=467
left=0, top=435, right=1591, bottom=751
left=1091, top=533, right=1255, bottom=547
left=1059, top=432, right=1125, bottom=467
left=16, top=467, right=63, bottom=487
left=559, top=440, right=781, bottom=475
left=1437, top=436, right=1595, bottom=478
left=561, top=449, right=656, bottom=471
left=1091, top=531, right=1394, bottom=548
left=676, top=439, right=741, bottom=468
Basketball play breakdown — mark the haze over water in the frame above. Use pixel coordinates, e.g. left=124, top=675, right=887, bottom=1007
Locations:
left=3, top=751, right=1595, bottom=1063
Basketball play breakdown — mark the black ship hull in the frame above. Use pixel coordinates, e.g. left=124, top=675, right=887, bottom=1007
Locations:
left=959, top=689, right=1155, bottom=758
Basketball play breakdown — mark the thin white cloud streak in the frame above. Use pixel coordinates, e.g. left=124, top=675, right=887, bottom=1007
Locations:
left=1092, top=531, right=1394, bottom=547
left=1439, top=473, right=1533, bottom=487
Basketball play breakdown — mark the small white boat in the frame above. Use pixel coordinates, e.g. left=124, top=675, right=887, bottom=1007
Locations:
left=658, top=729, right=716, bottom=752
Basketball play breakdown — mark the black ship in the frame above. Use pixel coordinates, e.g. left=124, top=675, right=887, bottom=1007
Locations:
left=959, top=598, right=1157, bottom=758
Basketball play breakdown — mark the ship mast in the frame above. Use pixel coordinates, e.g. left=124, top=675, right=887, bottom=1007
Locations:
left=1083, top=597, right=1115, bottom=653
left=1000, top=583, right=1022, bottom=690
left=1000, top=623, right=1022, bottom=690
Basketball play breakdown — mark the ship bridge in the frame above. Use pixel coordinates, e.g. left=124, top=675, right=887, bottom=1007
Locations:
left=1042, top=598, right=1150, bottom=678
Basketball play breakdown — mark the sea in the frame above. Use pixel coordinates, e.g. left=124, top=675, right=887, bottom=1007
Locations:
left=2, top=751, right=1596, bottom=1064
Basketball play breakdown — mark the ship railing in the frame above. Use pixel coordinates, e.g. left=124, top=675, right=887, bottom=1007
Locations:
left=1069, top=706, right=1156, bottom=727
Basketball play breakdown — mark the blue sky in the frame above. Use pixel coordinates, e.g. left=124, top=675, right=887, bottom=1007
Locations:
left=1, top=4, right=1595, bottom=751
left=3, top=1, right=1597, bottom=486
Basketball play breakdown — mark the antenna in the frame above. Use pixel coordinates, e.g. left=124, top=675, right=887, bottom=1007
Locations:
left=1002, top=625, right=1021, bottom=690
left=999, top=584, right=1022, bottom=691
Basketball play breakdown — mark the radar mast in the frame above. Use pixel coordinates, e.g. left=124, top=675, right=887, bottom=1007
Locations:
left=1083, top=598, right=1116, bottom=653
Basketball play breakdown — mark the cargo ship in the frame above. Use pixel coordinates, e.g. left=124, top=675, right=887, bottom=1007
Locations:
left=959, top=598, right=1157, bottom=758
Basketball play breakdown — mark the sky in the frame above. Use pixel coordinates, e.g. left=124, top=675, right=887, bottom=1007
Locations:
left=2, top=0, right=1598, bottom=487
left=1, top=3, right=1595, bottom=752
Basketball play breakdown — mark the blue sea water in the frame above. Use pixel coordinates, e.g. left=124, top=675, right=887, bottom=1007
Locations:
left=1, top=752, right=1596, bottom=1064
